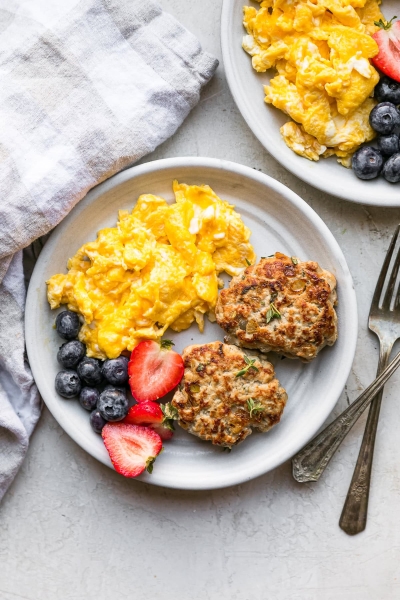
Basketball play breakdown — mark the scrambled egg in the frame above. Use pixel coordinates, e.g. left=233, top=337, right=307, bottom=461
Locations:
left=243, top=0, right=384, bottom=164
left=47, top=181, right=256, bottom=359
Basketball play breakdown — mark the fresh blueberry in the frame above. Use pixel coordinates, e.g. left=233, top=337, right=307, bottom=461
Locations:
left=79, top=387, right=100, bottom=411
left=352, top=146, right=384, bottom=180
left=369, top=102, right=400, bottom=135
left=382, top=153, right=400, bottom=183
left=375, top=77, right=400, bottom=105
left=377, top=134, right=400, bottom=156
left=97, top=388, right=128, bottom=422
left=102, top=356, right=129, bottom=386
left=55, top=310, right=81, bottom=340
left=103, top=384, right=127, bottom=396
left=57, top=340, right=86, bottom=368
left=77, top=357, right=103, bottom=386
left=89, top=409, right=107, bottom=434
left=55, top=370, right=82, bottom=398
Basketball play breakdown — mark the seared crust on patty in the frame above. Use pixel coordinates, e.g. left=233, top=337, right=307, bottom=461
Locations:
left=215, top=253, right=337, bottom=361
left=171, top=342, right=287, bottom=448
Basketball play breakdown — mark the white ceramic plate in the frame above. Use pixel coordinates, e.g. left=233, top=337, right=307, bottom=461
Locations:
left=26, top=157, right=357, bottom=490
left=221, top=0, right=399, bottom=206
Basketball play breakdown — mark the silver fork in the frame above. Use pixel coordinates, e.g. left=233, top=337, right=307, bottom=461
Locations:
left=292, top=225, right=400, bottom=534
left=339, top=225, right=400, bottom=534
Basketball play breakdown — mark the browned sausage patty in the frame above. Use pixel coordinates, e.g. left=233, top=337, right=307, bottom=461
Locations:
left=215, top=253, right=337, bottom=361
left=171, top=342, right=287, bottom=448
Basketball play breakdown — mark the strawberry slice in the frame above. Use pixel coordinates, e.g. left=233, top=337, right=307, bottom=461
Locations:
left=123, top=401, right=164, bottom=425
left=102, top=423, right=162, bottom=477
left=128, top=340, right=184, bottom=402
left=122, top=401, right=177, bottom=440
left=372, top=17, right=400, bottom=83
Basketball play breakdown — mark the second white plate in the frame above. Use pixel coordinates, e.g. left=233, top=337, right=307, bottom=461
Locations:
left=221, top=0, right=400, bottom=206
left=26, top=157, right=357, bottom=489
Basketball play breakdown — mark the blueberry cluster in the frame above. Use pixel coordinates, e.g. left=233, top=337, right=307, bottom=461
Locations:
left=54, top=310, right=129, bottom=434
left=352, top=77, right=400, bottom=183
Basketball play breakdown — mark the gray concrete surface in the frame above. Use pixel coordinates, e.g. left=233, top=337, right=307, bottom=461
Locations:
left=2, top=1, right=400, bottom=598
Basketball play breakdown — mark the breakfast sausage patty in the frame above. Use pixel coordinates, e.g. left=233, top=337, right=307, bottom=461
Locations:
left=171, top=342, right=287, bottom=448
left=215, top=253, right=338, bottom=361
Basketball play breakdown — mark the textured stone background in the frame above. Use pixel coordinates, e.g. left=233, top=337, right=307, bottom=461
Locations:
left=2, top=1, right=400, bottom=598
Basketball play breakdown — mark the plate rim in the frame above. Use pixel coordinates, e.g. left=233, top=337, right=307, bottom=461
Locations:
left=220, top=0, right=400, bottom=207
left=25, top=156, right=358, bottom=489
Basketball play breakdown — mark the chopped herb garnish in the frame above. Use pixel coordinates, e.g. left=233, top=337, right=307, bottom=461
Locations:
left=245, top=258, right=251, bottom=266
left=247, top=398, right=264, bottom=418
left=266, top=302, right=281, bottom=324
left=235, top=355, right=259, bottom=377
left=244, top=355, right=257, bottom=367
left=291, top=256, right=298, bottom=265
left=196, top=363, right=205, bottom=372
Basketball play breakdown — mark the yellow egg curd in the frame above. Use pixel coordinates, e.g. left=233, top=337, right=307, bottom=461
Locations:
left=47, top=181, right=256, bottom=359
left=243, top=0, right=385, bottom=165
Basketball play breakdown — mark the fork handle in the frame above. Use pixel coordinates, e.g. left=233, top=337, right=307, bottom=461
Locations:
left=339, top=342, right=392, bottom=535
left=292, top=349, right=400, bottom=483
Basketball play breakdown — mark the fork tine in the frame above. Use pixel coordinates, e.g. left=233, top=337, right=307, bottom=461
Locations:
left=382, top=240, right=400, bottom=310
left=395, top=287, right=400, bottom=311
left=370, top=225, right=400, bottom=311
left=394, top=258, right=400, bottom=310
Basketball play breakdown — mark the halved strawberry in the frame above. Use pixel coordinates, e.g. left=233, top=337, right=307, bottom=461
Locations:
left=123, top=401, right=164, bottom=425
left=372, top=17, right=400, bottom=83
left=128, top=340, right=184, bottom=402
left=122, top=401, right=177, bottom=440
left=102, top=423, right=162, bottom=477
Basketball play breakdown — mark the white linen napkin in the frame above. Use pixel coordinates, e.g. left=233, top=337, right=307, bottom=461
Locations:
left=0, top=0, right=218, bottom=501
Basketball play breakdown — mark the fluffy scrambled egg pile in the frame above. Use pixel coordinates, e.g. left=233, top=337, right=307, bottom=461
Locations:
left=243, top=0, right=384, bottom=164
left=47, top=182, right=255, bottom=359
